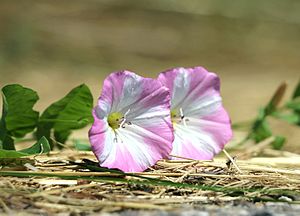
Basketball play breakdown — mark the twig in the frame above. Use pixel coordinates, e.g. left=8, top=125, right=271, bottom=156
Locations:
left=238, top=136, right=276, bottom=159
left=30, top=183, right=99, bottom=197
left=223, top=149, right=242, bottom=173
left=42, top=195, right=173, bottom=210
left=0, top=198, right=11, bottom=214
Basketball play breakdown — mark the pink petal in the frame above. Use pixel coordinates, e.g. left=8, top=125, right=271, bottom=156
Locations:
left=89, top=109, right=110, bottom=162
left=158, top=67, right=220, bottom=110
left=200, top=106, right=233, bottom=150
left=171, top=109, right=232, bottom=160
left=158, top=66, right=232, bottom=160
left=97, top=70, right=141, bottom=114
left=90, top=114, right=173, bottom=172
left=90, top=71, right=173, bottom=172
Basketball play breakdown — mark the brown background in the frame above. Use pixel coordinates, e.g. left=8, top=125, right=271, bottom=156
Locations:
left=0, top=0, right=299, bottom=151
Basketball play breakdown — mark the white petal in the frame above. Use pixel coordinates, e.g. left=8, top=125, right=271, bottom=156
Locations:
left=184, top=94, right=222, bottom=117
left=116, top=73, right=143, bottom=112
left=171, top=122, right=221, bottom=160
left=172, top=68, right=191, bottom=109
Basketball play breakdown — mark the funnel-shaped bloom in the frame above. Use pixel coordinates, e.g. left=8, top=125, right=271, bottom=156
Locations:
left=158, top=67, right=232, bottom=160
left=89, top=71, right=173, bottom=172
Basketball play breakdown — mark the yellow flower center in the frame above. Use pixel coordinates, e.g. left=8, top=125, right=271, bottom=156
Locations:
left=107, top=112, right=123, bottom=129
left=171, top=109, right=178, bottom=125
left=171, top=108, right=188, bottom=126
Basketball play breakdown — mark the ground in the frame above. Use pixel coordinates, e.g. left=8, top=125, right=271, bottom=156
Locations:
left=0, top=146, right=299, bottom=215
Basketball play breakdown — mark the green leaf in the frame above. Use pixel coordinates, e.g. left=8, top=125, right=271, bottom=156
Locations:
left=37, top=84, right=93, bottom=147
left=265, top=82, right=286, bottom=115
left=256, top=108, right=267, bottom=121
left=286, top=90, right=300, bottom=126
left=292, top=79, right=300, bottom=99
left=19, top=136, right=50, bottom=155
left=286, top=99, right=300, bottom=111
left=243, top=83, right=288, bottom=145
left=0, top=136, right=14, bottom=150
left=74, top=140, right=92, bottom=151
left=0, top=150, right=28, bottom=158
left=54, top=130, right=71, bottom=145
left=0, top=84, right=39, bottom=150
left=250, top=120, right=272, bottom=143
left=271, top=136, right=286, bottom=150
left=1, top=84, right=39, bottom=137
left=0, top=137, right=50, bottom=158
left=271, top=111, right=300, bottom=124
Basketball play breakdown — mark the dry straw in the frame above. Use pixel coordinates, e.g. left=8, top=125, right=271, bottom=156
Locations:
left=0, top=145, right=300, bottom=214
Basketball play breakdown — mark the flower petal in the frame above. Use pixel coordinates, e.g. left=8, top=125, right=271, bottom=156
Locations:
left=158, top=67, right=191, bottom=109
left=158, top=67, right=220, bottom=111
left=97, top=71, right=143, bottom=114
left=184, top=94, right=223, bottom=117
left=171, top=124, right=217, bottom=160
left=89, top=110, right=111, bottom=162
left=158, top=66, right=232, bottom=160
left=171, top=107, right=232, bottom=159
left=99, top=70, right=170, bottom=117
left=90, top=121, right=173, bottom=172
left=126, top=79, right=172, bottom=121
left=200, top=106, right=233, bottom=149
left=90, top=71, right=174, bottom=172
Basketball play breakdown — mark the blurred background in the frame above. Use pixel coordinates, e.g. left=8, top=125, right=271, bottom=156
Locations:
left=0, top=0, right=299, bottom=151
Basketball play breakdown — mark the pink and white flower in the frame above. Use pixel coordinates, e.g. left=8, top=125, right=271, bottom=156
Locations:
left=158, top=67, right=232, bottom=160
left=89, top=71, right=173, bottom=172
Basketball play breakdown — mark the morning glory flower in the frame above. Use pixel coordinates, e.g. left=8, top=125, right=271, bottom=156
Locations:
left=158, top=67, right=232, bottom=160
left=89, top=71, right=174, bottom=172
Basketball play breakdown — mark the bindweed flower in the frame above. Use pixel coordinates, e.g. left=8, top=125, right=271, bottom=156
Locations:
left=89, top=71, right=174, bottom=172
left=158, top=67, right=232, bottom=160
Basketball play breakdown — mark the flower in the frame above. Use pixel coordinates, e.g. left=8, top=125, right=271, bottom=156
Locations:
left=89, top=71, right=174, bottom=172
left=158, top=67, right=232, bottom=160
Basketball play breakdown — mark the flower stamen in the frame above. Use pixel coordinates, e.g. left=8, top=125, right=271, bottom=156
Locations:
left=171, top=108, right=188, bottom=127
left=179, top=108, right=187, bottom=127
left=120, top=109, right=130, bottom=128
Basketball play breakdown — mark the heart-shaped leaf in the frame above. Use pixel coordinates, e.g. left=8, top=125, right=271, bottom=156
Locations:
left=0, top=137, right=50, bottom=158
left=73, top=139, right=92, bottom=151
left=0, top=84, right=39, bottom=150
left=37, top=84, right=93, bottom=148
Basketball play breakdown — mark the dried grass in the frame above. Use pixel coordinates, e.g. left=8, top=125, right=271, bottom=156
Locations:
left=0, top=147, right=300, bottom=214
